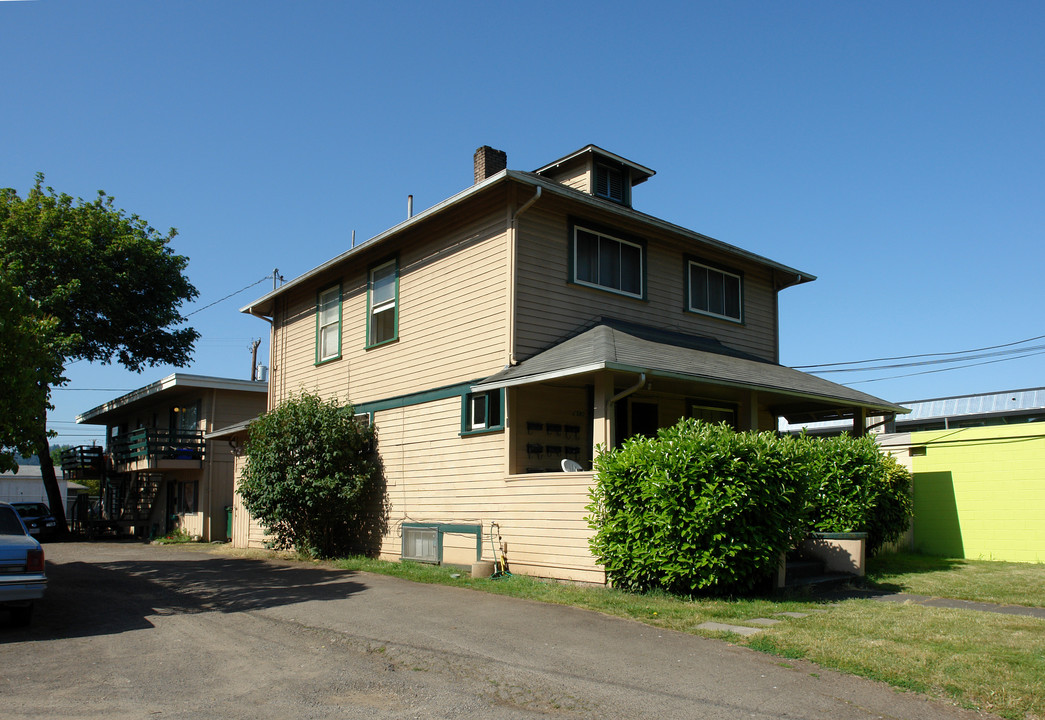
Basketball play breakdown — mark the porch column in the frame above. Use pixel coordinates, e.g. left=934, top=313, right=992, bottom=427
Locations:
left=745, top=390, right=760, bottom=432
left=592, top=373, right=613, bottom=454
left=852, top=407, right=867, bottom=436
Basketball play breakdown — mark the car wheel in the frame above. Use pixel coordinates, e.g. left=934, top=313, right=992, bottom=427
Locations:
left=10, top=604, right=33, bottom=626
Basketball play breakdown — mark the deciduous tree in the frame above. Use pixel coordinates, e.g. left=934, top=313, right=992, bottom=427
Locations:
left=0, top=175, right=199, bottom=533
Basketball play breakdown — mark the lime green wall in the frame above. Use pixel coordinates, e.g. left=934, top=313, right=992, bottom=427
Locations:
left=910, top=423, right=1045, bottom=563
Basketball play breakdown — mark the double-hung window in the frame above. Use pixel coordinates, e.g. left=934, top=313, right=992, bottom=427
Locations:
left=316, top=283, right=342, bottom=364
left=572, top=225, right=644, bottom=299
left=686, top=258, right=743, bottom=322
left=367, top=258, right=398, bottom=347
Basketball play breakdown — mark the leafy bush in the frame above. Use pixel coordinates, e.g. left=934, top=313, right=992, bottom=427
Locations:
left=587, top=420, right=914, bottom=594
left=239, top=391, right=387, bottom=559
left=798, top=433, right=912, bottom=554
left=587, top=419, right=808, bottom=595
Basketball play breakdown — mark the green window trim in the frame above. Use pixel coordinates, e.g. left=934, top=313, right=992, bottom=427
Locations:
left=315, top=282, right=343, bottom=365
left=683, top=255, right=744, bottom=324
left=567, top=219, right=647, bottom=301
left=461, top=388, right=505, bottom=435
left=366, top=256, right=399, bottom=349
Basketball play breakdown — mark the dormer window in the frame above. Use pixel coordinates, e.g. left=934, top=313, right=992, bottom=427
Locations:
left=595, top=163, right=627, bottom=204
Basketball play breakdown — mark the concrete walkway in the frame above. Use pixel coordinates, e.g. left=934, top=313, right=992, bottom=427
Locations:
left=829, top=586, right=1045, bottom=620
left=697, top=585, right=1045, bottom=637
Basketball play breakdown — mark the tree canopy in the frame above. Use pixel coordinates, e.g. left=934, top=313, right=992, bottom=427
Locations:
left=0, top=275, right=67, bottom=473
left=0, top=174, right=200, bottom=527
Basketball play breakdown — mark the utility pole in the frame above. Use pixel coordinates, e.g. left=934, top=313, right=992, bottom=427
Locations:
left=250, top=339, right=261, bottom=381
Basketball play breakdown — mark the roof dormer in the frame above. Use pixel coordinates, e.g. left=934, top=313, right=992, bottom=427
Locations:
left=534, top=145, right=655, bottom=208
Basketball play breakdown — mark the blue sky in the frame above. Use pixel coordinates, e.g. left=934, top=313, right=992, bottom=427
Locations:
left=3, top=1, right=1043, bottom=448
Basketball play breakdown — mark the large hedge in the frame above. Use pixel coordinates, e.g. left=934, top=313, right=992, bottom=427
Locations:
left=798, top=433, right=912, bottom=555
left=587, top=419, right=808, bottom=595
left=239, top=392, right=387, bottom=559
left=587, top=420, right=911, bottom=595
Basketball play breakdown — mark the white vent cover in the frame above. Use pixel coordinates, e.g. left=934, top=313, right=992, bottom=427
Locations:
left=402, top=526, right=438, bottom=563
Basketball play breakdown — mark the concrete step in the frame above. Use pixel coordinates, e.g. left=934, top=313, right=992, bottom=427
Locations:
left=785, top=571, right=858, bottom=592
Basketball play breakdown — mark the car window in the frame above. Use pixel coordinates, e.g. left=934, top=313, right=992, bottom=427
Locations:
left=0, top=507, right=28, bottom=535
left=15, top=504, right=47, bottom=517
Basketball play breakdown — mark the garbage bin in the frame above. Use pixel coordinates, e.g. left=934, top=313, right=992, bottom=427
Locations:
left=224, top=506, right=233, bottom=543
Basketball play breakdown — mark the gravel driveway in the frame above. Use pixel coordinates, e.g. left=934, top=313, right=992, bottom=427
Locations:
left=0, top=542, right=994, bottom=719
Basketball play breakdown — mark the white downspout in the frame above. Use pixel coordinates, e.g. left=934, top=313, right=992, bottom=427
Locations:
left=507, top=186, right=541, bottom=367
left=611, top=372, right=646, bottom=406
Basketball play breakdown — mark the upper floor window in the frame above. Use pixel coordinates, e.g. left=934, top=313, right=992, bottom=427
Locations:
left=572, top=225, right=645, bottom=299
left=686, top=259, right=743, bottom=322
left=595, top=163, right=626, bottom=204
left=316, top=283, right=342, bottom=364
left=367, top=258, right=398, bottom=348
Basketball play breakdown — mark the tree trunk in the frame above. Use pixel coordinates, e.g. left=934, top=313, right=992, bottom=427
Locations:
left=36, top=420, right=70, bottom=540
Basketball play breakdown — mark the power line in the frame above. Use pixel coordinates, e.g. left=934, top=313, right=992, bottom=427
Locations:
left=184, top=275, right=270, bottom=318
left=845, top=349, right=1045, bottom=385
left=53, top=387, right=134, bottom=392
left=809, top=342, right=1045, bottom=374
left=793, top=332, right=1045, bottom=370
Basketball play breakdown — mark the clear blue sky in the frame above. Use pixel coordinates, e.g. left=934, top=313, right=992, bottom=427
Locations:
left=3, top=1, right=1043, bottom=448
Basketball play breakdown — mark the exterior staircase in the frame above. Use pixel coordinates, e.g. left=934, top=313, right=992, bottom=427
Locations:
left=115, top=474, right=163, bottom=522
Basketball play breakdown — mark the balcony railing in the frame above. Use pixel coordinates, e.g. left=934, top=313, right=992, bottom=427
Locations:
left=60, top=445, right=105, bottom=478
left=111, top=428, right=206, bottom=466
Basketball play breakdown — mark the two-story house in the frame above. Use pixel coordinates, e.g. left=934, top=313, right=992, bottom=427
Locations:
left=74, top=373, right=268, bottom=541
left=240, top=145, right=904, bottom=582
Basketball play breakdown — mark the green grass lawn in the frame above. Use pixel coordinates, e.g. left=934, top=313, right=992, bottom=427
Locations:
left=204, top=545, right=1044, bottom=720
left=866, top=552, right=1045, bottom=607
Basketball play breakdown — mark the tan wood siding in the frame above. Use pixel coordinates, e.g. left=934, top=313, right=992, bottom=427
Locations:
left=269, top=196, right=510, bottom=407
left=373, top=397, right=603, bottom=583
left=513, top=201, right=779, bottom=362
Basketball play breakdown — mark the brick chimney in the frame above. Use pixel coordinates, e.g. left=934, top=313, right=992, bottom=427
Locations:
left=474, top=146, right=507, bottom=184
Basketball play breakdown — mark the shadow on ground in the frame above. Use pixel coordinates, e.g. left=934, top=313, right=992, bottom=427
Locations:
left=1, top=547, right=367, bottom=640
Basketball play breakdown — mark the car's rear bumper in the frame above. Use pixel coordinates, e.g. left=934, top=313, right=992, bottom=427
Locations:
left=0, top=576, right=47, bottom=604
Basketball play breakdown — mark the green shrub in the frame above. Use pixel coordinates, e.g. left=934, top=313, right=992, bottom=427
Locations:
left=798, top=433, right=912, bottom=554
left=238, top=391, right=388, bottom=559
left=587, top=419, right=808, bottom=595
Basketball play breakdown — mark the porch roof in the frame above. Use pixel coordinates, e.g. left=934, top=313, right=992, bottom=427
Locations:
left=471, top=320, right=908, bottom=423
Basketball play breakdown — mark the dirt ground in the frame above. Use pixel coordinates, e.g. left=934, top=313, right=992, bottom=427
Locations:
left=0, top=541, right=995, bottom=720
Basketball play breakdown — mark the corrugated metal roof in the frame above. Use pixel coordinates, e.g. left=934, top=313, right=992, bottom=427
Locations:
left=900, top=387, right=1045, bottom=421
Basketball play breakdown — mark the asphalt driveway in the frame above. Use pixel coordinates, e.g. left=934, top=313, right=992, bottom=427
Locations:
left=0, top=542, right=994, bottom=719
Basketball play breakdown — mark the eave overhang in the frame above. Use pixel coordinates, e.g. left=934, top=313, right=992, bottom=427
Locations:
left=241, top=169, right=815, bottom=318
left=76, top=374, right=267, bottom=426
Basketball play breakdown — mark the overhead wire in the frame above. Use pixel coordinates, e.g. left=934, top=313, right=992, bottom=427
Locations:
left=793, top=332, right=1045, bottom=370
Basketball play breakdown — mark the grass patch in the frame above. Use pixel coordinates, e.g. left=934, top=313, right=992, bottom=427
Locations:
left=867, top=552, right=1045, bottom=607
left=749, top=600, right=1045, bottom=719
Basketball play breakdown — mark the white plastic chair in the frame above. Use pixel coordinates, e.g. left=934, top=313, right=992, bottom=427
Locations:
left=560, top=458, right=584, bottom=472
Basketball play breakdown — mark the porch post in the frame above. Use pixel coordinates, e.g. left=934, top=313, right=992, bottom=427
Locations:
left=745, top=390, right=759, bottom=432
left=852, top=407, right=867, bottom=436
left=592, top=373, right=613, bottom=454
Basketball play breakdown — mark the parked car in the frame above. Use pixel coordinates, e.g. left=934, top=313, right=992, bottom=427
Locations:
left=0, top=502, right=47, bottom=625
left=11, top=502, right=58, bottom=541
